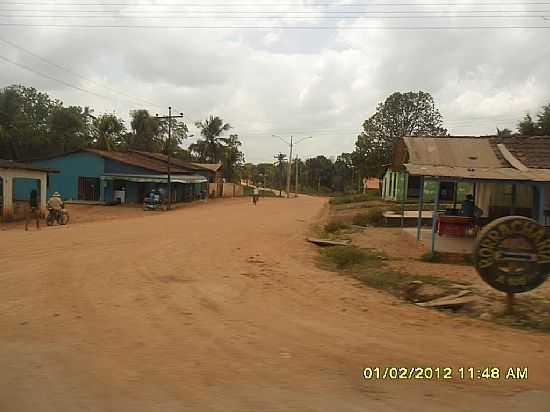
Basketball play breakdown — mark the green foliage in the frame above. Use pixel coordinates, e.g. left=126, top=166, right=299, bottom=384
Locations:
left=91, top=113, right=126, bottom=151
left=355, top=91, right=447, bottom=178
left=192, top=115, right=232, bottom=163
left=517, top=113, right=541, bottom=136
left=329, top=192, right=379, bottom=205
left=320, top=246, right=383, bottom=270
left=496, top=127, right=513, bottom=137
left=352, top=207, right=384, bottom=227
left=324, top=222, right=350, bottom=233
left=420, top=251, right=441, bottom=263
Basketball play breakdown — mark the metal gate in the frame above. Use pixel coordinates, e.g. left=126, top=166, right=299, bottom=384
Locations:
left=77, top=177, right=100, bottom=201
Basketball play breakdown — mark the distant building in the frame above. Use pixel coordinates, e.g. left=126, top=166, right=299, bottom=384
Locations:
left=1, top=159, right=58, bottom=221
left=14, top=149, right=223, bottom=204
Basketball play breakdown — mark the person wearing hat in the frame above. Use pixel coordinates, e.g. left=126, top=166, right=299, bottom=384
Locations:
left=47, top=192, right=64, bottom=215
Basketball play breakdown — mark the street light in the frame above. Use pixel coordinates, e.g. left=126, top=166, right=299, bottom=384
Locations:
left=272, top=134, right=312, bottom=198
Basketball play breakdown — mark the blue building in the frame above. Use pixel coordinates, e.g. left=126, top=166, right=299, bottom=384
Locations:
left=15, top=149, right=215, bottom=204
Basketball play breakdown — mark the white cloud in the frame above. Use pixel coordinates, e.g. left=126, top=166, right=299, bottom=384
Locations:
left=1, top=0, right=549, bottom=162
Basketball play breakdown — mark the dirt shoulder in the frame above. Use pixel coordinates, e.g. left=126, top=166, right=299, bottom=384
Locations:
left=0, top=196, right=549, bottom=412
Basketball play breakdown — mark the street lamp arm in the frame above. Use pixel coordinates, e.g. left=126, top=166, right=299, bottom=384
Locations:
left=272, top=134, right=290, bottom=146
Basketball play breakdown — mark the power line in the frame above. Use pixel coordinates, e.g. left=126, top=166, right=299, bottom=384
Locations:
left=1, top=23, right=549, bottom=29
left=0, top=52, right=158, bottom=108
left=0, top=37, right=162, bottom=109
left=3, top=14, right=549, bottom=19
left=4, top=1, right=550, bottom=5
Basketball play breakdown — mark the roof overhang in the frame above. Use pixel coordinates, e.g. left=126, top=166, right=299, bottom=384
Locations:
left=101, top=173, right=208, bottom=184
left=404, top=164, right=550, bottom=182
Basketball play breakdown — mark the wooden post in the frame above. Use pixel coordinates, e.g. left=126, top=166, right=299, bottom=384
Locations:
left=400, top=173, right=406, bottom=228
left=511, top=184, right=517, bottom=215
left=431, top=179, right=441, bottom=254
left=506, top=292, right=515, bottom=315
left=417, top=176, right=425, bottom=240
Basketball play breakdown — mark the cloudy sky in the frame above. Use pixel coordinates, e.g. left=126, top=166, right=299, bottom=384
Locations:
left=0, top=0, right=549, bottom=163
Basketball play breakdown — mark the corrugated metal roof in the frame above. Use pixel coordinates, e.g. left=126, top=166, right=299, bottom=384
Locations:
left=102, top=173, right=208, bottom=184
left=404, top=137, right=505, bottom=168
left=402, top=136, right=550, bottom=182
left=0, top=159, right=58, bottom=173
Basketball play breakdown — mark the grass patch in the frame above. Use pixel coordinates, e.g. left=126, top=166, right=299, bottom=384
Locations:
left=352, top=207, right=384, bottom=227
left=329, top=192, right=380, bottom=205
left=319, top=246, right=384, bottom=270
left=324, top=222, right=350, bottom=233
left=354, top=270, right=452, bottom=292
left=420, top=251, right=441, bottom=263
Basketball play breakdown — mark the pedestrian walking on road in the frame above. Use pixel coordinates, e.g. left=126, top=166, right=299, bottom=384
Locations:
left=252, top=187, right=259, bottom=205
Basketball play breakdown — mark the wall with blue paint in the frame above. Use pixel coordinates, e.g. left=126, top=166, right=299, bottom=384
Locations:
left=13, top=178, right=41, bottom=200
left=25, top=152, right=106, bottom=200
left=104, top=159, right=151, bottom=175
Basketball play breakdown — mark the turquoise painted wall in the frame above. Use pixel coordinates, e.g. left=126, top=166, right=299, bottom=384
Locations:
left=13, top=178, right=41, bottom=201
left=30, top=152, right=105, bottom=200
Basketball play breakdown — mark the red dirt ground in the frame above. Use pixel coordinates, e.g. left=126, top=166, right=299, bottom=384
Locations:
left=0, top=196, right=549, bottom=411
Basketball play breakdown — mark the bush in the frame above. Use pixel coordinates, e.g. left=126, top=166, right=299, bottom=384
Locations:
left=352, top=207, right=384, bottom=227
left=320, top=246, right=382, bottom=270
left=420, top=251, right=441, bottom=263
left=324, top=222, right=350, bottom=233
left=329, top=192, right=380, bottom=205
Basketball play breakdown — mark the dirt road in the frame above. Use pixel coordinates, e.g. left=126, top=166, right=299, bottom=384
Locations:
left=1, top=196, right=549, bottom=412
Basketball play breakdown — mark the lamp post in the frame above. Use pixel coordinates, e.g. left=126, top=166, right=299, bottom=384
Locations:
left=272, top=135, right=312, bottom=198
left=156, top=107, right=184, bottom=210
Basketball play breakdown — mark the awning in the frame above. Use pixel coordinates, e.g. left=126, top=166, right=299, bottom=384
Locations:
left=101, top=173, right=208, bottom=184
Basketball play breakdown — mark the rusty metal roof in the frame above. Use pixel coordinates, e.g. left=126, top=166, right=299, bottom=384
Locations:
left=402, top=136, right=550, bottom=182
left=0, top=159, right=58, bottom=173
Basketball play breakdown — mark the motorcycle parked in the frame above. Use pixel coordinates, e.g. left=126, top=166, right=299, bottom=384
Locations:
left=46, top=208, right=70, bottom=226
left=143, top=196, right=167, bottom=211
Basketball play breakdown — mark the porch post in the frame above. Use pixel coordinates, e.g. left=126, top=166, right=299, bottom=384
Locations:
left=431, top=179, right=441, bottom=254
left=2, top=174, right=13, bottom=221
left=400, top=173, right=407, bottom=228
left=39, top=175, right=47, bottom=218
left=511, top=184, right=517, bottom=215
left=537, top=184, right=545, bottom=225
left=99, top=177, right=106, bottom=202
left=417, top=176, right=425, bottom=240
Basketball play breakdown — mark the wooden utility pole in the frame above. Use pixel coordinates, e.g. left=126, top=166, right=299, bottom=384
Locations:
left=294, top=155, right=299, bottom=198
left=156, top=107, right=184, bottom=210
left=272, top=134, right=312, bottom=199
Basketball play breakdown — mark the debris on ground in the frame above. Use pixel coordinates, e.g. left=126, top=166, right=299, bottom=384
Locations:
left=307, top=238, right=351, bottom=247
left=415, top=290, right=474, bottom=309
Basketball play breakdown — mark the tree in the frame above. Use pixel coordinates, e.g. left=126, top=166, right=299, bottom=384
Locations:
left=355, top=91, right=447, bottom=177
left=517, top=114, right=541, bottom=136
left=48, top=105, right=90, bottom=153
left=220, top=134, right=244, bottom=182
left=158, top=117, right=189, bottom=155
left=194, top=115, right=231, bottom=162
left=496, top=128, right=513, bottom=137
left=91, top=113, right=126, bottom=151
left=537, top=103, right=550, bottom=135
left=127, top=109, right=161, bottom=152
left=274, top=152, right=287, bottom=195
left=0, top=85, right=58, bottom=159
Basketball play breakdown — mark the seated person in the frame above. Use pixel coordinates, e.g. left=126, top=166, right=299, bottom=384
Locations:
left=461, top=194, right=476, bottom=217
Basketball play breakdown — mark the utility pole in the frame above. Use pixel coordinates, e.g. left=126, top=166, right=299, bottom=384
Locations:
left=294, top=155, right=299, bottom=198
left=272, top=134, right=312, bottom=199
left=156, top=107, right=184, bottom=210
left=286, top=136, right=293, bottom=199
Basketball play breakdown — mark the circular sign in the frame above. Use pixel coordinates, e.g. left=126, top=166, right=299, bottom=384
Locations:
left=473, top=216, right=550, bottom=294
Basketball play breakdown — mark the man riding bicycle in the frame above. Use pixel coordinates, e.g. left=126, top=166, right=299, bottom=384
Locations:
left=47, top=192, right=64, bottom=218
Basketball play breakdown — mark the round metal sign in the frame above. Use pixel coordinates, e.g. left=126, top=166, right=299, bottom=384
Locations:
left=473, top=216, right=550, bottom=294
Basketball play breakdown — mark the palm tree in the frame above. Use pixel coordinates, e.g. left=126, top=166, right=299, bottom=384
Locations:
left=92, top=113, right=126, bottom=151
left=194, top=115, right=231, bottom=162
left=274, top=152, right=287, bottom=196
left=220, top=134, right=244, bottom=182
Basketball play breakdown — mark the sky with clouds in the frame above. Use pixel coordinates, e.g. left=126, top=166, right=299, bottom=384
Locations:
left=0, top=0, right=549, bottom=163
